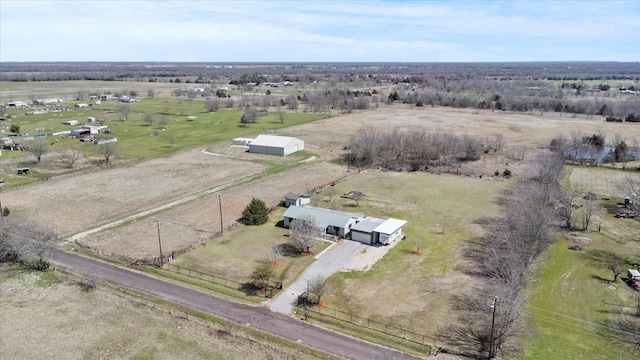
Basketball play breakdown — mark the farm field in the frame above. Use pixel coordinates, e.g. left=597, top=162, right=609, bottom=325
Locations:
left=2, top=91, right=640, bottom=359
left=0, top=269, right=332, bottom=360
left=523, top=236, right=639, bottom=360
left=1, top=148, right=264, bottom=237
left=76, top=161, right=348, bottom=262
left=308, top=171, right=510, bottom=340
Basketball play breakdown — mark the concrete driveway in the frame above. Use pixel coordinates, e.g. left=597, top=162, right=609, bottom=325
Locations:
left=270, top=239, right=363, bottom=314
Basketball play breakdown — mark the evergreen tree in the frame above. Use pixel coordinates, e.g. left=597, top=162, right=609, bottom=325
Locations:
left=242, top=198, right=269, bottom=225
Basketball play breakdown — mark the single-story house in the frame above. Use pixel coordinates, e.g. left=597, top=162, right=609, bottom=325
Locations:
left=284, top=192, right=311, bottom=207
left=283, top=206, right=362, bottom=239
left=33, top=98, right=63, bottom=105
left=351, top=217, right=407, bottom=245
left=7, top=101, right=28, bottom=108
left=232, top=137, right=254, bottom=146
left=249, top=135, right=304, bottom=156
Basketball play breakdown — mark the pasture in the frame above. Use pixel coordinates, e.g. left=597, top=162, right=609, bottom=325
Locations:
left=2, top=82, right=640, bottom=358
left=0, top=269, right=334, bottom=360
left=313, top=171, right=510, bottom=339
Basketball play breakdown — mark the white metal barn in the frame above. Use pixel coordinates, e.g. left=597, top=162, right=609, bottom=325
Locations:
left=351, top=217, right=408, bottom=245
left=248, top=135, right=304, bottom=156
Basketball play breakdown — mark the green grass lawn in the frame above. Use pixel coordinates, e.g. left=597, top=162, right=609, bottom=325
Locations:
left=310, top=171, right=510, bottom=339
left=171, top=208, right=330, bottom=286
left=3, top=98, right=324, bottom=160
left=523, top=235, right=639, bottom=359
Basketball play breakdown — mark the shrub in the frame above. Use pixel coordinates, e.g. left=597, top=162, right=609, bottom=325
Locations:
left=242, top=198, right=269, bottom=225
left=10, top=124, right=20, bottom=134
left=503, top=169, right=512, bottom=177
left=2, top=207, right=9, bottom=217
left=410, top=161, right=421, bottom=171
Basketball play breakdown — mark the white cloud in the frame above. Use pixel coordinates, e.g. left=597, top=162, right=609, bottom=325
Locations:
left=1, top=0, right=638, bottom=62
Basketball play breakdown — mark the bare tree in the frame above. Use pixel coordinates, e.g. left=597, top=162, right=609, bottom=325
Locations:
left=277, top=101, right=285, bottom=123
left=187, top=89, right=197, bottom=101
left=558, top=189, right=578, bottom=229
left=271, top=243, right=283, bottom=265
left=96, top=142, right=117, bottom=164
left=58, top=146, right=81, bottom=169
left=580, top=194, right=600, bottom=231
left=147, top=88, right=156, bottom=99
left=440, top=285, right=526, bottom=358
left=0, top=218, right=56, bottom=270
left=118, top=104, right=131, bottom=120
left=413, top=237, right=424, bottom=255
left=285, top=94, right=298, bottom=110
left=158, top=115, right=170, bottom=129
left=325, top=187, right=336, bottom=202
left=351, top=191, right=364, bottom=207
left=205, top=98, right=221, bottom=112
left=307, top=275, right=328, bottom=304
left=143, top=112, right=155, bottom=126
left=249, top=260, right=273, bottom=291
left=240, top=107, right=261, bottom=126
left=22, top=137, right=50, bottom=163
left=167, top=134, right=176, bottom=147
left=289, top=215, right=321, bottom=253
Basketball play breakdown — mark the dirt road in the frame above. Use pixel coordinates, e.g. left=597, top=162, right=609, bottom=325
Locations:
left=50, top=250, right=424, bottom=360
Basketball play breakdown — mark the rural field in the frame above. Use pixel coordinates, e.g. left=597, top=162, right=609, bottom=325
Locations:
left=2, top=87, right=640, bottom=359
left=0, top=269, right=332, bottom=360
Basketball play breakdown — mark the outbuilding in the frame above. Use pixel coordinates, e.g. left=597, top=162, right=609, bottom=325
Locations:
left=249, top=135, right=304, bottom=156
left=62, top=120, right=79, bottom=126
left=351, top=217, right=408, bottom=245
left=284, top=192, right=311, bottom=207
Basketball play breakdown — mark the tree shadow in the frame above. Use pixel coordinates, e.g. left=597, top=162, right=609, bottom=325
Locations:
left=590, top=274, right=612, bottom=284
left=276, top=243, right=302, bottom=258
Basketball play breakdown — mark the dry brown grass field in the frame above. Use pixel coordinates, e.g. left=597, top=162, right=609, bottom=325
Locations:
left=2, top=103, right=639, bottom=358
left=0, top=270, right=326, bottom=360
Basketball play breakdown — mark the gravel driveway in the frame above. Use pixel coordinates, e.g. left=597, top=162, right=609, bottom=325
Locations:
left=270, top=240, right=363, bottom=314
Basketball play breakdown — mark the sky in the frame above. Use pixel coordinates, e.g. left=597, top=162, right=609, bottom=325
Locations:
left=1, top=0, right=638, bottom=62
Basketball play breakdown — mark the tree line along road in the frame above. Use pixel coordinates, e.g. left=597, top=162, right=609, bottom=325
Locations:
left=50, top=249, right=424, bottom=360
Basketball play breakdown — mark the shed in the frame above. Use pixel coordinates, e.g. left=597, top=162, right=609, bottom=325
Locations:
left=284, top=192, right=311, bottom=207
left=283, top=206, right=362, bottom=238
left=232, top=138, right=254, bottom=146
left=351, top=217, right=407, bottom=245
left=249, top=135, right=304, bottom=156
left=62, top=120, right=79, bottom=126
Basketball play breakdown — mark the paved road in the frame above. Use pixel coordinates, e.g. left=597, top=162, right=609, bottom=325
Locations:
left=50, top=250, right=423, bottom=360
left=271, top=240, right=363, bottom=314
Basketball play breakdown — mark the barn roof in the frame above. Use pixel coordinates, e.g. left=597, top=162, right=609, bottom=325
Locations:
left=250, top=135, right=300, bottom=148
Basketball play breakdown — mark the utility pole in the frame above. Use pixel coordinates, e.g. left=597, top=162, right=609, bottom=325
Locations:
left=347, top=148, right=351, bottom=172
left=489, top=296, right=498, bottom=360
left=156, top=220, right=164, bottom=267
left=218, top=194, right=223, bottom=234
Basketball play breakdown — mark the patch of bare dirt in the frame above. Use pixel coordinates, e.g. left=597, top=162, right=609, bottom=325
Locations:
left=2, top=148, right=264, bottom=236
